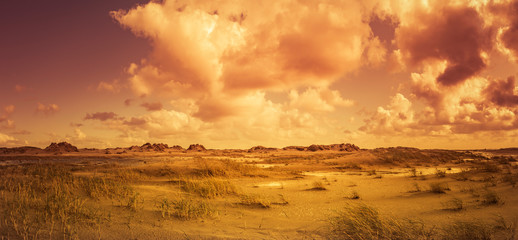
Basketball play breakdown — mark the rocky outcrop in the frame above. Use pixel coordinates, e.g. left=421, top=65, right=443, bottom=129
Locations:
left=44, top=142, right=79, bottom=153
left=282, top=146, right=308, bottom=151
left=126, top=143, right=173, bottom=152
left=307, top=143, right=360, bottom=152
left=141, top=143, right=169, bottom=152
left=248, top=146, right=278, bottom=152
left=170, top=145, right=184, bottom=151
left=284, top=143, right=360, bottom=152
left=187, top=144, right=206, bottom=151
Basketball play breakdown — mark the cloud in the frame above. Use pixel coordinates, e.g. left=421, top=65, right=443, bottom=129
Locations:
left=97, top=79, right=123, bottom=93
left=124, top=99, right=133, bottom=106
left=92, top=0, right=518, bottom=149
left=112, top=0, right=373, bottom=121
left=4, top=105, right=15, bottom=115
left=36, top=103, right=60, bottom=115
left=84, top=112, right=120, bottom=121
left=496, top=0, right=518, bottom=61
left=74, top=128, right=86, bottom=140
left=141, top=102, right=163, bottom=111
left=70, top=122, right=83, bottom=127
left=289, top=87, right=353, bottom=112
left=363, top=60, right=518, bottom=137
left=14, top=85, right=26, bottom=93
left=0, top=132, right=17, bottom=145
left=484, top=76, right=518, bottom=107
left=123, top=117, right=147, bottom=126
left=0, top=105, right=16, bottom=130
left=359, top=93, right=416, bottom=134
left=10, top=130, right=31, bottom=135
left=396, top=4, right=493, bottom=86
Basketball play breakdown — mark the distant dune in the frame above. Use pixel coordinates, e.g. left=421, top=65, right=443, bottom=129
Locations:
left=0, top=142, right=363, bottom=155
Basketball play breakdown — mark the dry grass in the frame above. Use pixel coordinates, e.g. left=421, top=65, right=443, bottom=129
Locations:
left=192, top=158, right=261, bottom=178
left=442, top=197, right=463, bottom=211
left=481, top=190, right=502, bottom=205
left=346, top=190, right=360, bottom=200
left=239, top=194, right=271, bottom=208
left=328, top=204, right=516, bottom=240
left=408, top=182, right=421, bottom=193
left=171, top=198, right=216, bottom=220
left=327, top=204, right=434, bottom=240
left=435, top=169, right=446, bottom=178
left=429, top=182, right=449, bottom=194
left=179, top=178, right=238, bottom=198
left=308, top=180, right=327, bottom=191
left=155, top=197, right=215, bottom=220
left=0, top=164, right=111, bottom=239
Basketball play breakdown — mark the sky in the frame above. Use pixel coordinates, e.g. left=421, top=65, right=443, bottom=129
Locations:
left=1, top=0, right=518, bottom=149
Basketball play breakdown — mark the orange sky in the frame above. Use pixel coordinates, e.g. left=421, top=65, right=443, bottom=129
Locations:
left=2, top=0, right=518, bottom=149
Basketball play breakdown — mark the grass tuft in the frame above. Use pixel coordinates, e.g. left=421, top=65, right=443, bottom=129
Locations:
left=172, top=198, right=216, bottom=220
left=308, top=181, right=327, bottom=191
left=328, top=204, right=433, bottom=240
left=442, top=197, right=463, bottom=211
left=429, top=182, right=449, bottom=194
left=481, top=190, right=502, bottom=205
left=180, top=178, right=237, bottom=198
left=239, top=194, right=271, bottom=208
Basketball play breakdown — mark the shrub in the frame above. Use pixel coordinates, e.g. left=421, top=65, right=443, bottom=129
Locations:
left=502, top=174, right=517, bottom=188
left=409, top=182, right=421, bottom=193
left=346, top=191, right=360, bottom=200
left=481, top=190, right=501, bottom=205
left=409, top=168, right=417, bottom=177
left=442, top=197, right=463, bottom=211
left=156, top=197, right=175, bottom=218
left=435, top=169, right=446, bottom=178
left=125, top=192, right=144, bottom=211
left=429, top=182, right=449, bottom=194
left=308, top=181, right=327, bottom=191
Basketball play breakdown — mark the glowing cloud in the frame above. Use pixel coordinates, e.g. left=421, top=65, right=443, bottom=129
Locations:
left=111, top=0, right=368, bottom=122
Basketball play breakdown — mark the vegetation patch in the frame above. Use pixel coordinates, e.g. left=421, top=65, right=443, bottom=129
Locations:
left=307, top=180, right=327, bottom=191
left=156, top=197, right=215, bottom=220
left=429, top=182, right=450, bottom=194
left=180, top=178, right=238, bottom=198
left=239, top=194, right=271, bottom=208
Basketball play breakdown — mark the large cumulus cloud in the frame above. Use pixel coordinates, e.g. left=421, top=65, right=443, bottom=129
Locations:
left=89, top=0, right=518, bottom=148
left=111, top=0, right=371, bottom=122
left=396, top=3, right=493, bottom=86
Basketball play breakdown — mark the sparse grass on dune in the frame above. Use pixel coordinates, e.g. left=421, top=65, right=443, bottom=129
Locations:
left=155, top=197, right=215, bottom=220
left=0, top=163, right=139, bottom=239
left=173, top=198, right=215, bottom=220
left=345, top=190, right=360, bottom=200
left=327, top=203, right=434, bottom=240
left=370, top=147, right=479, bottom=165
left=192, top=158, right=262, bottom=178
left=179, top=177, right=238, bottom=198
left=79, top=176, right=135, bottom=202
left=239, top=194, right=271, bottom=208
left=442, top=197, right=463, bottom=211
left=328, top=204, right=516, bottom=240
left=481, top=190, right=502, bottom=205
